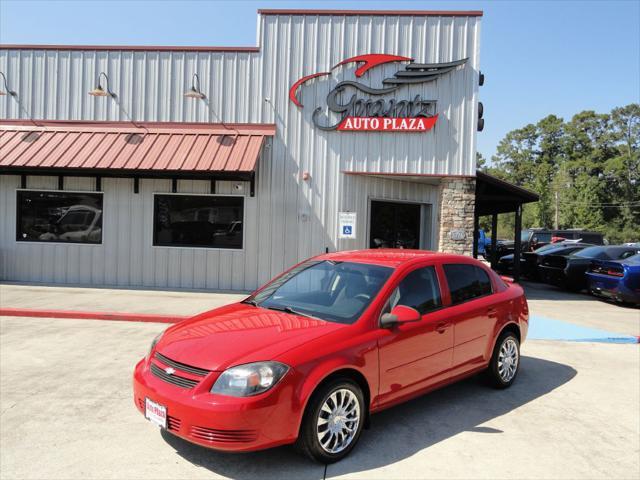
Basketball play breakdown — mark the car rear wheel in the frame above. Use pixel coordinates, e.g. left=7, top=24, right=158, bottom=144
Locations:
left=296, top=378, right=365, bottom=464
left=487, top=332, right=520, bottom=388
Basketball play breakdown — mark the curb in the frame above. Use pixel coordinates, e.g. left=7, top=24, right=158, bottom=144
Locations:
left=0, top=308, right=188, bottom=324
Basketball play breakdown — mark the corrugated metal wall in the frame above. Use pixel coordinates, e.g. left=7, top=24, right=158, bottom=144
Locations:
left=0, top=12, right=480, bottom=290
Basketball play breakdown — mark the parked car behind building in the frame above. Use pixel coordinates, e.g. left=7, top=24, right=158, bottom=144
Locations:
left=539, top=245, right=640, bottom=292
left=496, top=241, right=593, bottom=279
left=586, top=253, right=640, bottom=306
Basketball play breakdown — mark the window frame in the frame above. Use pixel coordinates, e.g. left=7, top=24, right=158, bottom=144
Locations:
left=15, top=188, right=105, bottom=246
left=442, top=263, right=494, bottom=306
left=390, top=265, right=443, bottom=315
left=378, top=263, right=445, bottom=325
left=151, top=192, right=246, bottom=251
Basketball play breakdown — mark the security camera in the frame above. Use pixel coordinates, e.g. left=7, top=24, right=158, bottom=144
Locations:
left=233, top=183, right=244, bottom=191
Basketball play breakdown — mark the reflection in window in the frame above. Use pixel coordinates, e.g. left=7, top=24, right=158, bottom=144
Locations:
left=153, top=195, right=244, bottom=249
left=392, top=267, right=442, bottom=314
left=252, top=260, right=393, bottom=324
left=16, top=190, right=103, bottom=244
left=443, top=264, right=493, bottom=305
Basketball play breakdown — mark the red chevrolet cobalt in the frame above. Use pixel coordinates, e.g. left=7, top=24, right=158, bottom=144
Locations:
left=133, top=250, right=528, bottom=463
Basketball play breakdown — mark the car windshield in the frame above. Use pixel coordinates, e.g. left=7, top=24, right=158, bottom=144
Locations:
left=248, top=260, right=393, bottom=324
left=625, top=253, right=640, bottom=263
left=573, top=246, right=634, bottom=260
left=535, top=243, right=566, bottom=254
left=573, top=246, right=607, bottom=258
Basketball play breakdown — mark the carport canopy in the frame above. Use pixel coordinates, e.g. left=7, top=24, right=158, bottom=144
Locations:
left=474, top=171, right=539, bottom=281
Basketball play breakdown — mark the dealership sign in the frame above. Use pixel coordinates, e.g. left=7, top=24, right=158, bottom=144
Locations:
left=289, top=54, right=467, bottom=132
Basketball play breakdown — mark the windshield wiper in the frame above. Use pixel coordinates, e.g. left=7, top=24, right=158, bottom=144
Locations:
left=265, top=305, right=318, bottom=319
left=241, top=298, right=259, bottom=307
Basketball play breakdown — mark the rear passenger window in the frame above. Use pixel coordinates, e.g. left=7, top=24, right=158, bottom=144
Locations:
left=443, top=264, right=493, bottom=305
left=391, top=267, right=442, bottom=315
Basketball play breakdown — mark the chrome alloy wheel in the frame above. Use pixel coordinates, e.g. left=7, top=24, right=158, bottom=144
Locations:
left=316, top=388, right=361, bottom=454
left=498, top=338, right=519, bottom=382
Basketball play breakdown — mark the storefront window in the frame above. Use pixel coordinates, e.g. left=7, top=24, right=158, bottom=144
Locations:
left=16, top=190, right=103, bottom=244
left=153, top=194, right=244, bottom=249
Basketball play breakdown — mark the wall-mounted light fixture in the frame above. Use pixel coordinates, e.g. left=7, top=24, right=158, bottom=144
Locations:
left=89, top=72, right=116, bottom=98
left=0, top=72, right=16, bottom=96
left=184, top=73, right=206, bottom=99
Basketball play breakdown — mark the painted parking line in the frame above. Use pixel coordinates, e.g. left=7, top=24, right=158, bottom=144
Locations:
left=528, top=315, right=639, bottom=344
left=0, top=307, right=187, bottom=324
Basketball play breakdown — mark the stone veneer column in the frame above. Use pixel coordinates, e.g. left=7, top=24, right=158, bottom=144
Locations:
left=437, top=177, right=476, bottom=255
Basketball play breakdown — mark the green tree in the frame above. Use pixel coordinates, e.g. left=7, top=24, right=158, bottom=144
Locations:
left=486, top=104, right=640, bottom=243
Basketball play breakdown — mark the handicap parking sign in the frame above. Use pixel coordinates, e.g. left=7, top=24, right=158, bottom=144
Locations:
left=338, top=212, right=357, bottom=239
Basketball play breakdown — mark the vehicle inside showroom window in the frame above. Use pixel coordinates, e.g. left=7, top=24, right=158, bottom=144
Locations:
left=16, top=190, right=103, bottom=244
left=152, top=194, right=244, bottom=249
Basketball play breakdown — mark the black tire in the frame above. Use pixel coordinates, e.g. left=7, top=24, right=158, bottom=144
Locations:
left=486, top=331, right=521, bottom=389
left=295, top=378, right=366, bottom=464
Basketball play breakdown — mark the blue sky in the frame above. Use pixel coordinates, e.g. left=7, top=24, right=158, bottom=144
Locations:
left=1, top=1, right=638, bottom=160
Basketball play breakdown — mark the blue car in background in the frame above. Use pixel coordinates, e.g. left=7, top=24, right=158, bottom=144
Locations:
left=586, top=253, right=640, bottom=306
left=477, top=229, right=491, bottom=257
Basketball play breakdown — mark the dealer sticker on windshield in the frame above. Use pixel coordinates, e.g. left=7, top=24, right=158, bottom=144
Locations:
left=145, top=398, right=167, bottom=429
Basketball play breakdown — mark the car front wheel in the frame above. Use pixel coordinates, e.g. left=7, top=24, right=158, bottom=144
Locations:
left=296, top=378, right=365, bottom=463
left=487, top=332, right=520, bottom=388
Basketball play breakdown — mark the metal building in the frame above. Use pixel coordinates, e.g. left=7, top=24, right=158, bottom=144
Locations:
left=0, top=9, right=484, bottom=291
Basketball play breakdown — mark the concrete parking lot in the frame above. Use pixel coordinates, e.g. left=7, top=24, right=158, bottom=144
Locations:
left=1, top=283, right=639, bottom=480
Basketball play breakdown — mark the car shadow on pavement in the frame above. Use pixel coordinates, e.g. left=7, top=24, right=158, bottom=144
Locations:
left=161, top=356, right=576, bottom=479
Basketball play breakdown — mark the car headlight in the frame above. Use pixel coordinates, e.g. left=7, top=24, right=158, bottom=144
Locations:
left=211, top=362, right=289, bottom=397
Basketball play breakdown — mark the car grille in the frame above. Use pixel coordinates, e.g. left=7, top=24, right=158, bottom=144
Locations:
left=150, top=363, right=199, bottom=389
left=190, top=426, right=258, bottom=443
left=167, top=416, right=182, bottom=432
left=154, top=352, right=210, bottom=377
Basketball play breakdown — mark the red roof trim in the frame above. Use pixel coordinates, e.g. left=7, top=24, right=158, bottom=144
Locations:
left=0, top=44, right=260, bottom=52
left=258, top=9, right=483, bottom=17
left=342, top=171, right=476, bottom=179
left=0, top=120, right=276, bottom=135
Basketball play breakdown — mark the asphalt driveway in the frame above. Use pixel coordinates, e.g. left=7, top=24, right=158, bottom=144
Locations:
left=1, top=315, right=638, bottom=480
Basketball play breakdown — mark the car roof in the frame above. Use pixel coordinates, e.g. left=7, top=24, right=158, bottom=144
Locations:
left=314, top=249, right=475, bottom=268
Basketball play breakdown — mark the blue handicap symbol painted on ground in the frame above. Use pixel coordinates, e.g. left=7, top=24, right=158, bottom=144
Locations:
left=528, top=315, right=639, bottom=344
left=343, top=225, right=353, bottom=235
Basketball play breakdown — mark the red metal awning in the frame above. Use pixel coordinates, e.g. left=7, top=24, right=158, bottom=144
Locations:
left=0, top=121, right=275, bottom=177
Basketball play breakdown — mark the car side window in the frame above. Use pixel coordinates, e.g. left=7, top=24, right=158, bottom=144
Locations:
left=443, top=264, right=493, bottom=305
left=390, top=266, right=442, bottom=315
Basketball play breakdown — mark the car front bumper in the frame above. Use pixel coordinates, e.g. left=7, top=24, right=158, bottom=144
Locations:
left=133, top=358, right=301, bottom=452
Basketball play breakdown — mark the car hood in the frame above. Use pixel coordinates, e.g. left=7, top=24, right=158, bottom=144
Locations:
left=154, top=303, right=346, bottom=371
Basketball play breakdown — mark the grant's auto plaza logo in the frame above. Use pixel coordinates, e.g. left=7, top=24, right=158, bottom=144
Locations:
left=289, top=53, right=467, bottom=132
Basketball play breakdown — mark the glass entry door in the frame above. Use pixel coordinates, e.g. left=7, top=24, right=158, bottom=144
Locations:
left=369, top=200, right=423, bottom=249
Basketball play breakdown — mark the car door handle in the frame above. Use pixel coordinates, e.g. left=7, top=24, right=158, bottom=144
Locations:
left=435, top=322, right=449, bottom=334
left=487, top=308, right=498, bottom=318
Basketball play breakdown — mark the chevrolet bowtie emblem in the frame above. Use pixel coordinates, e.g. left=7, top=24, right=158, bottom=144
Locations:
left=165, top=367, right=175, bottom=375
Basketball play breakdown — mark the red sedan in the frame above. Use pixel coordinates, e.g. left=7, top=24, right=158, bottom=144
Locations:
left=133, top=250, right=528, bottom=463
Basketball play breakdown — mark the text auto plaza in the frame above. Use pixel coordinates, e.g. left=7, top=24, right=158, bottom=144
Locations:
left=0, top=9, right=537, bottom=291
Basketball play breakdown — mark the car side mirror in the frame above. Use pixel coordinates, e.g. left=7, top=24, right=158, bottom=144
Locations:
left=380, top=305, right=421, bottom=328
